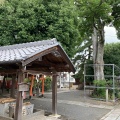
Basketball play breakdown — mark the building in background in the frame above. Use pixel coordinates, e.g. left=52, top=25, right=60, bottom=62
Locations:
left=57, top=72, right=75, bottom=88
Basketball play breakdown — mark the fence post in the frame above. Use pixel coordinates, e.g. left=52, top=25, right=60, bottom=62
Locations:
left=106, top=88, right=108, bottom=102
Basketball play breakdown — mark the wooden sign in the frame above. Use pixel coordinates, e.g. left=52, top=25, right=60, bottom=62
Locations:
left=18, top=82, right=29, bottom=92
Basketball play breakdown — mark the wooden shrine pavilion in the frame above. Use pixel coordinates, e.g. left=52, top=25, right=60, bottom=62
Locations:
left=0, top=38, right=75, bottom=120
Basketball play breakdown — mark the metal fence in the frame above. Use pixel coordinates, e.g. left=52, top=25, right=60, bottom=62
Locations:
left=84, top=64, right=120, bottom=102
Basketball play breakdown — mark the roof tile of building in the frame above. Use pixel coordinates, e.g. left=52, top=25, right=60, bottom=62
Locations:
left=0, top=38, right=58, bottom=63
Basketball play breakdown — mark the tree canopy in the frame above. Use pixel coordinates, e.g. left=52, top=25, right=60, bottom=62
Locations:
left=74, top=0, right=113, bottom=80
left=0, top=0, right=81, bottom=57
left=76, top=0, right=113, bottom=36
left=74, top=0, right=120, bottom=80
left=104, top=43, right=120, bottom=66
left=104, top=43, right=120, bottom=76
left=112, top=0, right=120, bottom=39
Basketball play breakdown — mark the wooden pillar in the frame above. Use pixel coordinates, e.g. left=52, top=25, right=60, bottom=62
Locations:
left=59, top=72, right=61, bottom=88
left=10, top=75, right=16, bottom=98
left=14, top=66, right=25, bottom=120
left=69, top=72, right=70, bottom=89
left=39, top=75, right=45, bottom=97
left=1, top=76, right=6, bottom=93
left=52, top=73, right=57, bottom=115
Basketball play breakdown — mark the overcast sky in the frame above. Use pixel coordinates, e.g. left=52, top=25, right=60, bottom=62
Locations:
left=105, top=26, right=120, bottom=43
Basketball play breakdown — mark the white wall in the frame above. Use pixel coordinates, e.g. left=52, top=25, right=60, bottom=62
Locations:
left=57, top=72, right=75, bottom=88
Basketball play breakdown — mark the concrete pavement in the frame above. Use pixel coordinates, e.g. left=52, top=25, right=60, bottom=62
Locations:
left=31, top=98, right=110, bottom=120
left=31, top=88, right=116, bottom=120
left=4, top=87, right=120, bottom=120
left=44, top=88, right=120, bottom=120
left=100, top=105, right=120, bottom=120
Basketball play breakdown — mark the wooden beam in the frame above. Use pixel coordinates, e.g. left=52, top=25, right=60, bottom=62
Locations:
left=26, top=68, right=69, bottom=72
left=57, top=46, right=75, bottom=73
left=52, top=72, right=57, bottom=115
left=27, top=66, right=51, bottom=71
left=29, top=61, right=67, bottom=68
left=25, top=68, right=69, bottom=74
left=14, top=65, right=25, bottom=120
left=38, top=55, right=67, bottom=66
left=22, top=47, right=57, bottom=66
left=24, top=70, right=53, bottom=75
left=0, top=69, right=17, bottom=74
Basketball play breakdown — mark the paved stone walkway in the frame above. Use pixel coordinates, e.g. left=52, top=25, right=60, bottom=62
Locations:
left=100, top=105, right=120, bottom=120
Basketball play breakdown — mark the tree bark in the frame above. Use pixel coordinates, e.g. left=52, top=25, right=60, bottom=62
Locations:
left=92, top=26, right=105, bottom=80
left=92, top=27, right=98, bottom=80
left=95, top=40, right=104, bottom=80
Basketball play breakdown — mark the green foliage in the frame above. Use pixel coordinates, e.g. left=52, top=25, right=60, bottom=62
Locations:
left=104, top=43, right=120, bottom=76
left=104, top=43, right=120, bottom=65
left=24, top=78, right=37, bottom=87
left=93, top=80, right=106, bottom=99
left=112, top=0, right=120, bottom=39
left=94, top=79, right=113, bottom=87
left=24, top=78, right=30, bottom=83
left=76, top=0, right=113, bottom=36
left=85, top=60, right=94, bottom=84
left=24, top=76, right=51, bottom=91
left=92, top=79, right=119, bottom=99
left=44, top=76, right=51, bottom=91
left=0, top=0, right=81, bottom=57
left=73, top=0, right=115, bottom=82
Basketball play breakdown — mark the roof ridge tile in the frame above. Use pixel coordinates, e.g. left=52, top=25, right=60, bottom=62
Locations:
left=0, top=38, right=57, bottom=50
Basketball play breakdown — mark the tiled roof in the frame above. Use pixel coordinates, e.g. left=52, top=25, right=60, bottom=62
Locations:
left=0, top=38, right=58, bottom=64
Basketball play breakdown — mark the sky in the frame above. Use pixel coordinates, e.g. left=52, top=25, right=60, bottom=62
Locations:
left=104, top=26, right=120, bottom=43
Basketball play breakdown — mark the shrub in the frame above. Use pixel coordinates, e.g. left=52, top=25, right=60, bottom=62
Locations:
left=92, top=80, right=117, bottom=99
left=44, top=76, right=52, bottom=91
left=92, top=80, right=107, bottom=99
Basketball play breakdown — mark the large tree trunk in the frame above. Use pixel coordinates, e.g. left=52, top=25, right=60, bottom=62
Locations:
left=92, top=27, right=98, bottom=80
left=92, top=26, right=105, bottom=80
left=95, top=40, right=104, bottom=80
